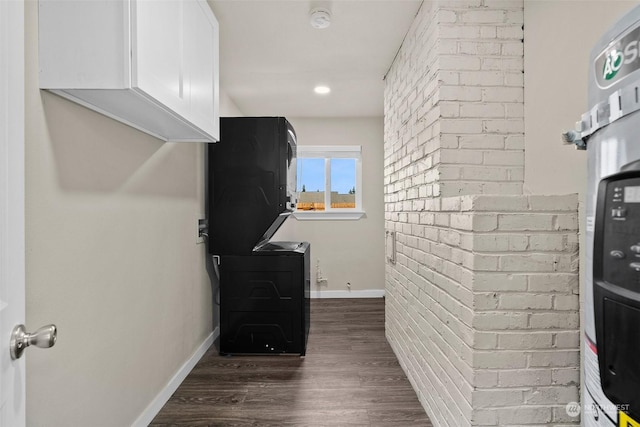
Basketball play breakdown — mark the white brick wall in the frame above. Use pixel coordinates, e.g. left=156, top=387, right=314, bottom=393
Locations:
left=384, top=0, right=580, bottom=425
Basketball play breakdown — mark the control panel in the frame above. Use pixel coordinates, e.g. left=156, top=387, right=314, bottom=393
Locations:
left=597, top=174, right=640, bottom=291
left=593, top=170, right=640, bottom=421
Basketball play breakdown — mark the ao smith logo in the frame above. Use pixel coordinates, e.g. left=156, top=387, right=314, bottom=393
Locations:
left=603, top=49, right=626, bottom=81
left=596, top=25, right=640, bottom=88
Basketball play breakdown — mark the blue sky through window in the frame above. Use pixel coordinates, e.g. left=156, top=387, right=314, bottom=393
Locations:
left=297, top=158, right=356, bottom=194
left=331, top=158, right=356, bottom=194
left=297, top=158, right=324, bottom=193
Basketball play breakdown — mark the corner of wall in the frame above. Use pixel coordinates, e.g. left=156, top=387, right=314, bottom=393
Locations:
left=384, top=1, right=580, bottom=425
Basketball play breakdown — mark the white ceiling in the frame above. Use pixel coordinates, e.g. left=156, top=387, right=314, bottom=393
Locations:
left=207, top=0, right=423, bottom=118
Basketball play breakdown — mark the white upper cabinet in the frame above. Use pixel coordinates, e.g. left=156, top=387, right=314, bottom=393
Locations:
left=39, top=0, right=219, bottom=142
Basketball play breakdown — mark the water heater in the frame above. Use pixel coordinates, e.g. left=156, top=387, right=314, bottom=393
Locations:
left=571, top=5, right=640, bottom=426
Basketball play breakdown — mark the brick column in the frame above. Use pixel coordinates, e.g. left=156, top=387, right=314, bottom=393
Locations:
left=384, top=1, right=580, bottom=425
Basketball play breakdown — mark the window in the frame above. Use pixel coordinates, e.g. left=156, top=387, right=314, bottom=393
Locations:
left=294, top=145, right=363, bottom=220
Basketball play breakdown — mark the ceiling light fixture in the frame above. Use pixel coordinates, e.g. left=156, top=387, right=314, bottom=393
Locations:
left=309, top=7, right=331, bottom=29
left=314, top=85, right=331, bottom=95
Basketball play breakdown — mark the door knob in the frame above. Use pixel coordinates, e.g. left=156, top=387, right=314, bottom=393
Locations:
left=10, top=324, right=57, bottom=360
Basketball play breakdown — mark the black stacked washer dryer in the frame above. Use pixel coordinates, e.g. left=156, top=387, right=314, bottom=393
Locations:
left=208, top=117, right=309, bottom=356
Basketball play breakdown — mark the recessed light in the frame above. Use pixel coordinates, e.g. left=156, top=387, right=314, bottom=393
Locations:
left=314, top=85, right=331, bottom=95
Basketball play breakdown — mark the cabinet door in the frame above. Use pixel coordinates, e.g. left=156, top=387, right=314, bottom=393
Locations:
left=39, top=0, right=130, bottom=89
left=131, top=0, right=189, bottom=118
left=183, top=0, right=219, bottom=138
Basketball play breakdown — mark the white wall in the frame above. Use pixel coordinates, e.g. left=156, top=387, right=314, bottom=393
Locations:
left=273, top=117, right=385, bottom=297
left=24, top=2, right=219, bottom=425
left=523, top=0, right=638, bottom=195
left=383, top=2, right=582, bottom=424
left=220, top=90, right=244, bottom=117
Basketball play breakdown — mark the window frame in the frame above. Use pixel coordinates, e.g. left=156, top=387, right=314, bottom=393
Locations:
left=293, top=145, right=364, bottom=221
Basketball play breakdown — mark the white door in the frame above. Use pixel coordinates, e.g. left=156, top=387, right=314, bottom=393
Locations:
left=0, top=0, right=26, bottom=426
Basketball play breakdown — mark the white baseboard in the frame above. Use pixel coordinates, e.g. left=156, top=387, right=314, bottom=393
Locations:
left=132, top=326, right=219, bottom=427
left=310, top=289, right=385, bottom=299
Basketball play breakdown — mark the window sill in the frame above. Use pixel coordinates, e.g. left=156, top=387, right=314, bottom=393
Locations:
left=293, top=211, right=366, bottom=221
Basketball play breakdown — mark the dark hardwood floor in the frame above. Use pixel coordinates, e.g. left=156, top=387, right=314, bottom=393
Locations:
left=150, top=298, right=432, bottom=426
